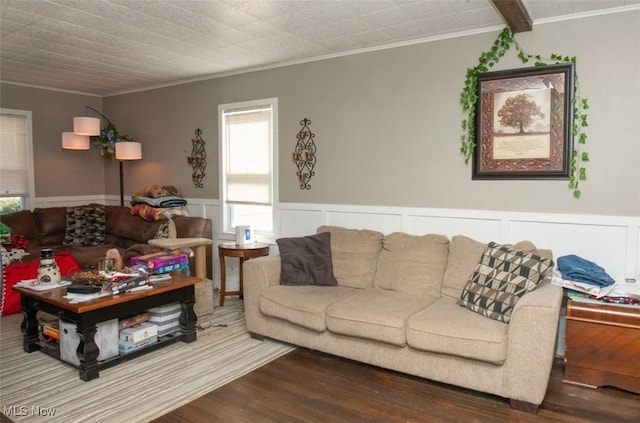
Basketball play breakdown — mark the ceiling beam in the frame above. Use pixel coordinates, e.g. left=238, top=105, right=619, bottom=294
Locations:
left=491, top=0, right=532, bottom=33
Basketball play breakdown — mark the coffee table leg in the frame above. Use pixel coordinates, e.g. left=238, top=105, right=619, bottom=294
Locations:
left=76, top=324, right=100, bottom=381
left=179, top=296, right=197, bottom=343
left=20, top=296, right=40, bottom=353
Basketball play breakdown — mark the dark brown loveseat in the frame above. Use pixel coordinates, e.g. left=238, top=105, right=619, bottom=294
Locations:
left=1, top=205, right=213, bottom=279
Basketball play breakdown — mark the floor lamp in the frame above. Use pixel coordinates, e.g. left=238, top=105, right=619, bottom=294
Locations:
left=115, top=142, right=142, bottom=206
left=62, top=107, right=141, bottom=206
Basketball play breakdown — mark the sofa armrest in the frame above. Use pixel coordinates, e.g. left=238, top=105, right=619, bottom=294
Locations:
left=243, top=255, right=281, bottom=334
left=244, top=255, right=281, bottom=290
left=504, top=278, right=563, bottom=405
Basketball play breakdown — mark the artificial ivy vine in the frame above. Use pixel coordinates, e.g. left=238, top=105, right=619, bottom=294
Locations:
left=459, top=28, right=589, bottom=198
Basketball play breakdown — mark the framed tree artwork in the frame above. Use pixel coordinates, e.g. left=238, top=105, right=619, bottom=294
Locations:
left=472, top=64, right=574, bottom=179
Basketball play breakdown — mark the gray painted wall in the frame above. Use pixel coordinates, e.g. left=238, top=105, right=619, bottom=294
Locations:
left=2, top=10, right=639, bottom=216
left=0, top=85, right=105, bottom=197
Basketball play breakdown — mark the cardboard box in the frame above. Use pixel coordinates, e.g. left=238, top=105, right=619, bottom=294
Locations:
left=130, top=252, right=188, bottom=274
left=119, top=322, right=158, bottom=343
left=59, top=319, right=119, bottom=366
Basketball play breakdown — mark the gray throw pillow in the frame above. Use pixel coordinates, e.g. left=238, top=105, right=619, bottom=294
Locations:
left=276, top=231, right=338, bottom=286
left=457, top=242, right=554, bottom=323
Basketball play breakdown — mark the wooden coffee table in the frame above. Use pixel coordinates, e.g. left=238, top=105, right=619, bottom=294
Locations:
left=13, top=275, right=200, bottom=381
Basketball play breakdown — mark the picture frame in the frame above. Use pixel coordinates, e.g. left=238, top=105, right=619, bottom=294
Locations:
left=472, top=63, right=574, bottom=179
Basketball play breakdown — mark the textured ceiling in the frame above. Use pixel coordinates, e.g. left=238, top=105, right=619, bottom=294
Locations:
left=1, top=0, right=638, bottom=96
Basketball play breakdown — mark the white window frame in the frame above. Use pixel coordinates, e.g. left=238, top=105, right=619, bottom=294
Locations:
left=218, top=98, right=278, bottom=240
left=0, top=108, right=35, bottom=211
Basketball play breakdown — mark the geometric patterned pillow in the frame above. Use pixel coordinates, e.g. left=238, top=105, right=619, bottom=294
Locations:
left=457, top=242, right=554, bottom=323
left=82, top=206, right=106, bottom=246
left=62, top=206, right=106, bottom=247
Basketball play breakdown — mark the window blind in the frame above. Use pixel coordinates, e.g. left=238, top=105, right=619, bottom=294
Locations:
left=0, top=114, right=29, bottom=196
left=224, top=107, right=272, bottom=205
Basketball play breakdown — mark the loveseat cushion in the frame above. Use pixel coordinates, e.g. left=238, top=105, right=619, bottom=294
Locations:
left=441, top=236, right=537, bottom=300
left=375, top=233, right=449, bottom=297
left=326, top=288, right=436, bottom=346
left=259, top=285, right=358, bottom=332
left=457, top=242, right=553, bottom=323
left=276, top=232, right=338, bottom=286
left=406, top=297, right=508, bottom=364
left=316, top=226, right=383, bottom=289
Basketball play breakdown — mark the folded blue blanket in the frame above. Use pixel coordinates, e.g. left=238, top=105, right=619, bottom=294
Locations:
left=557, top=255, right=615, bottom=287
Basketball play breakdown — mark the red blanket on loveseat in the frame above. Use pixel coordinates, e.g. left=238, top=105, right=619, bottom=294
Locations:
left=1, top=251, right=81, bottom=316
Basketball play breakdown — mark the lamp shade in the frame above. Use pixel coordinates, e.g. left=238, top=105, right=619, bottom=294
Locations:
left=115, top=142, right=142, bottom=160
left=61, top=132, right=90, bottom=150
left=73, top=116, right=100, bottom=136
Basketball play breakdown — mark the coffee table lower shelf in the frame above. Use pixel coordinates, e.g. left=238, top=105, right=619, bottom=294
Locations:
left=37, top=333, right=184, bottom=372
left=15, top=275, right=200, bottom=381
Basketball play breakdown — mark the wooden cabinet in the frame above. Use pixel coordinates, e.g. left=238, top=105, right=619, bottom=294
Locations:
left=564, top=299, right=640, bottom=393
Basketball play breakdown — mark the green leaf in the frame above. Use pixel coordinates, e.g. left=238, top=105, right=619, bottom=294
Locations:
left=579, top=133, right=587, bottom=144
left=582, top=98, right=590, bottom=109
left=573, top=189, right=581, bottom=198
left=579, top=168, right=586, bottom=180
left=580, top=115, right=589, bottom=126
left=581, top=152, right=590, bottom=161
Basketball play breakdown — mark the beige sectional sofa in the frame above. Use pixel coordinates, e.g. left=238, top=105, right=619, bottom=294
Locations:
left=244, top=226, right=563, bottom=413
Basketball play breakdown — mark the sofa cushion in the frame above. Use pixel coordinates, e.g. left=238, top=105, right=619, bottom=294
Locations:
left=259, top=285, right=358, bottom=332
left=326, top=288, right=436, bottom=346
left=375, top=232, right=449, bottom=297
left=33, top=207, right=68, bottom=246
left=441, top=236, right=536, bottom=300
left=276, top=232, right=338, bottom=286
left=407, top=297, right=508, bottom=364
left=105, top=206, right=162, bottom=247
left=62, top=206, right=106, bottom=247
left=457, top=242, right=553, bottom=323
left=316, top=226, right=383, bottom=289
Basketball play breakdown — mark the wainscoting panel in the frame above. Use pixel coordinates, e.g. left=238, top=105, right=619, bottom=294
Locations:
left=509, top=220, right=633, bottom=280
left=34, top=195, right=112, bottom=208
left=407, top=214, right=503, bottom=241
left=279, top=208, right=324, bottom=237
left=31, top=198, right=640, bottom=283
left=278, top=203, right=640, bottom=282
left=326, top=210, right=404, bottom=235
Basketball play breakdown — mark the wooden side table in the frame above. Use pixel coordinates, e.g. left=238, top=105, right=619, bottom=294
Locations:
left=564, top=298, right=640, bottom=393
left=218, top=242, right=270, bottom=306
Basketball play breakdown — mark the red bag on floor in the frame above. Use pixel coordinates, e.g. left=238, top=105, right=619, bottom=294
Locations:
left=1, top=251, right=81, bottom=317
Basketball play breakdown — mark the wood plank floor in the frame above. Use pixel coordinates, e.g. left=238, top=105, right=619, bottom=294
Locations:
left=152, top=348, right=639, bottom=423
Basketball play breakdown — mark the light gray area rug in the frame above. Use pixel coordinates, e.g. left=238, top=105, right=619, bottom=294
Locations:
left=0, top=299, right=294, bottom=422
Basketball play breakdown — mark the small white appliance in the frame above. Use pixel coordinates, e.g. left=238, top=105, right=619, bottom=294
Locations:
left=235, top=225, right=255, bottom=245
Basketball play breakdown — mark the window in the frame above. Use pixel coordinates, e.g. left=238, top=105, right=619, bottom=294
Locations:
left=219, top=98, right=278, bottom=238
left=0, top=109, right=34, bottom=213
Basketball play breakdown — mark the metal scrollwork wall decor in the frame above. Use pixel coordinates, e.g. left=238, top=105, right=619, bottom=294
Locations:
left=292, top=118, right=316, bottom=190
left=187, top=128, right=206, bottom=188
